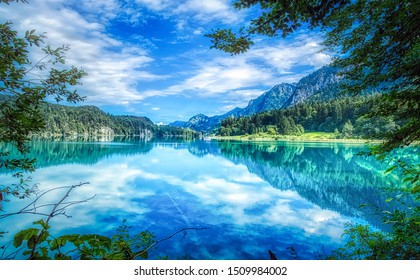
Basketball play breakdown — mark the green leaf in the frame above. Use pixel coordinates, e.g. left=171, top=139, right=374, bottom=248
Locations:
left=22, top=250, right=32, bottom=256
left=13, top=228, right=39, bottom=247
left=385, top=165, right=397, bottom=174
left=50, top=234, right=79, bottom=250
left=27, top=235, right=36, bottom=249
left=54, top=253, right=72, bottom=260
left=61, top=234, right=80, bottom=242
left=33, top=219, right=50, bottom=230
left=403, top=177, right=415, bottom=183
left=139, top=251, right=148, bottom=259
left=376, top=154, right=386, bottom=161
left=50, top=239, right=64, bottom=251
left=411, top=185, right=420, bottom=194
left=37, top=231, right=49, bottom=244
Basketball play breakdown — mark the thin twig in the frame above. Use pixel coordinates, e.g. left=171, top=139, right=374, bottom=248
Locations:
left=24, top=54, right=50, bottom=74
left=131, top=227, right=208, bottom=260
left=28, top=182, right=90, bottom=259
left=0, top=183, right=90, bottom=219
left=0, top=240, right=23, bottom=260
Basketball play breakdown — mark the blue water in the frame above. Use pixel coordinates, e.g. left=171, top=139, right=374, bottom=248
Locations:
left=0, top=139, right=405, bottom=259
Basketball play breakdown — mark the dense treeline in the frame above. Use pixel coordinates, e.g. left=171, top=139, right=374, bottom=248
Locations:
left=218, top=95, right=398, bottom=139
left=38, top=102, right=199, bottom=138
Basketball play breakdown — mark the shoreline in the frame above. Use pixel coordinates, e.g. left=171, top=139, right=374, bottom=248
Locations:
left=209, top=134, right=383, bottom=145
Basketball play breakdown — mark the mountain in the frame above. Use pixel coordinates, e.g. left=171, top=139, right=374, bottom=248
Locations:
left=184, top=140, right=405, bottom=230
left=169, top=66, right=342, bottom=132
left=284, top=65, right=343, bottom=107
left=168, top=120, right=188, bottom=127
left=242, top=83, right=296, bottom=115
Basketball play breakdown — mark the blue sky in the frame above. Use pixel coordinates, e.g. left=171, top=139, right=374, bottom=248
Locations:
left=1, top=0, right=331, bottom=124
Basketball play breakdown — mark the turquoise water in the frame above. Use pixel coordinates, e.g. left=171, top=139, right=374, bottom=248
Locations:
left=0, top=139, right=405, bottom=259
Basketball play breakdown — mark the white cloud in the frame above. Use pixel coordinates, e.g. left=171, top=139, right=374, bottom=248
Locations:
left=140, top=54, right=274, bottom=100
left=0, top=0, right=172, bottom=105
left=0, top=143, right=350, bottom=251
left=140, top=32, right=330, bottom=106
left=213, top=89, right=265, bottom=113
left=218, top=104, right=238, bottom=113
left=0, top=0, right=331, bottom=114
left=78, top=0, right=121, bottom=22
left=193, top=28, right=203, bottom=35
left=229, top=89, right=265, bottom=100
left=249, top=34, right=332, bottom=75
left=175, top=0, right=241, bottom=24
left=179, top=61, right=273, bottom=95
left=134, top=0, right=241, bottom=24
left=135, top=0, right=173, bottom=11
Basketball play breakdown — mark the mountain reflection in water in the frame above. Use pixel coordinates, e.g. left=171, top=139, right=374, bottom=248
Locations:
left=0, top=139, right=411, bottom=259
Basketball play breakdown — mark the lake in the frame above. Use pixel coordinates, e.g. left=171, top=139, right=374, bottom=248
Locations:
left=0, top=139, right=405, bottom=259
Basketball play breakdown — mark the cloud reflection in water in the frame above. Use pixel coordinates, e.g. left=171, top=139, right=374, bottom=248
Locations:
left=1, top=141, right=388, bottom=259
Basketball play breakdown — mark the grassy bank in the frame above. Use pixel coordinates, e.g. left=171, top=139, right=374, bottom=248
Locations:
left=210, top=132, right=382, bottom=144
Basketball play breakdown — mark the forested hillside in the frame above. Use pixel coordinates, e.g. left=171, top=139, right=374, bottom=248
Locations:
left=38, top=102, right=199, bottom=138
left=218, top=95, right=398, bottom=139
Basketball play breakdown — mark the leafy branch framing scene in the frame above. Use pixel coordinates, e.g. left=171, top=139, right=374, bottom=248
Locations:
left=1, top=183, right=206, bottom=260
left=207, top=0, right=419, bottom=259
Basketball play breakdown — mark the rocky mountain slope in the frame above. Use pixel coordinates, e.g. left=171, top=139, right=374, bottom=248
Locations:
left=170, top=66, right=343, bottom=132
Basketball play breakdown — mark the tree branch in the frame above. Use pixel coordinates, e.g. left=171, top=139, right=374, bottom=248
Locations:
left=24, top=53, right=49, bottom=75
left=0, top=182, right=92, bottom=220
left=28, top=182, right=90, bottom=259
left=131, top=227, right=208, bottom=260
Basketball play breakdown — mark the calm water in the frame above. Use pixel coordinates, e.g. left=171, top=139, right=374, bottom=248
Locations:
left=0, top=139, right=406, bottom=259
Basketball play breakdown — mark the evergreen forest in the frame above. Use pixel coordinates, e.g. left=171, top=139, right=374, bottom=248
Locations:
left=37, top=102, right=200, bottom=139
left=218, top=95, right=398, bottom=139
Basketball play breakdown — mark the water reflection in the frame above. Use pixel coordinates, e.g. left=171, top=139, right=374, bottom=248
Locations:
left=0, top=139, right=407, bottom=259
left=212, top=141, right=402, bottom=229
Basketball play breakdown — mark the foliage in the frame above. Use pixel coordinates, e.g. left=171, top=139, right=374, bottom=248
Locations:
left=330, top=214, right=419, bottom=260
left=5, top=214, right=205, bottom=260
left=373, top=149, right=420, bottom=202
left=341, top=120, right=354, bottom=139
left=326, top=148, right=420, bottom=260
left=208, top=1, right=419, bottom=259
left=207, top=0, right=419, bottom=151
left=0, top=21, right=86, bottom=151
left=0, top=1, right=202, bottom=261
left=35, top=103, right=154, bottom=137
left=0, top=19, right=86, bottom=200
left=206, top=0, right=349, bottom=53
left=33, top=102, right=201, bottom=139
left=323, top=0, right=419, bottom=152
left=5, top=219, right=207, bottom=260
left=7, top=218, right=156, bottom=260
left=218, top=95, right=393, bottom=138
left=1, top=183, right=207, bottom=260
left=329, top=201, right=419, bottom=260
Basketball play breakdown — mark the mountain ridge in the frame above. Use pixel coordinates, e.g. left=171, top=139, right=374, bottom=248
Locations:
left=169, top=66, right=342, bottom=132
